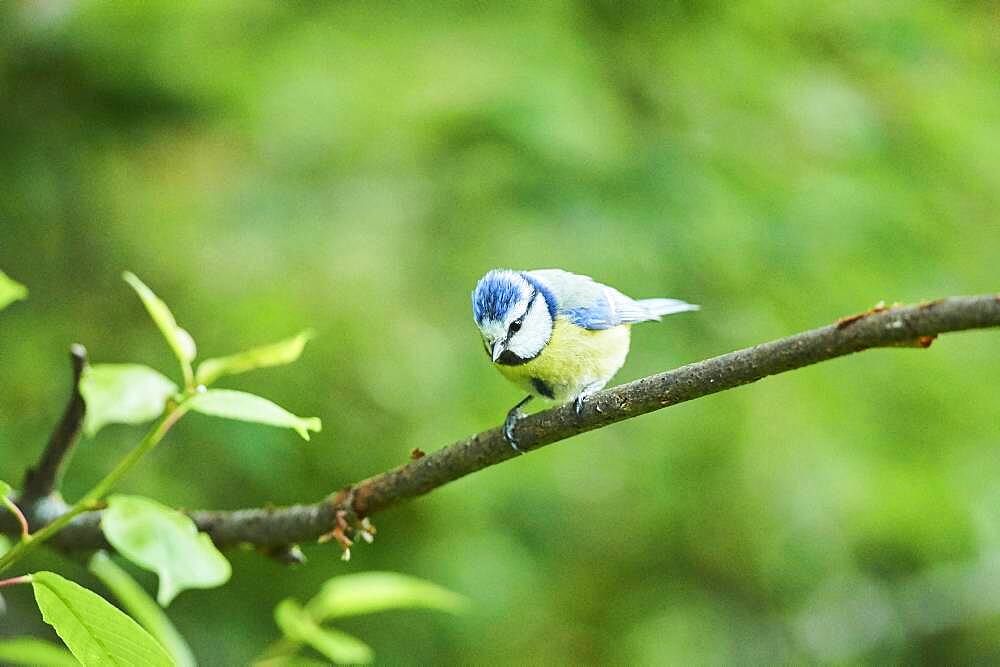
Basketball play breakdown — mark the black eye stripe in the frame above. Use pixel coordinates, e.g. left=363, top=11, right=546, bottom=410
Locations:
left=505, top=288, right=538, bottom=340
left=515, top=289, right=537, bottom=323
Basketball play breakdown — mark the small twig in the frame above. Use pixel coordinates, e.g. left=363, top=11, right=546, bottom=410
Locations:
left=4, top=294, right=1000, bottom=555
left=21, top=344, right=88, bottom=502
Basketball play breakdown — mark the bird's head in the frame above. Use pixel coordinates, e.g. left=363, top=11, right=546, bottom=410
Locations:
left=472, top=269, right=553, bottom=365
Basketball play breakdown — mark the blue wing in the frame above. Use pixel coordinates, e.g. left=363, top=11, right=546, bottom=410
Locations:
left=565, top=300, right=620, bottom=330
left=564, top=292, right=662, bottom=330
left=527, top=269, right=698, bottom=331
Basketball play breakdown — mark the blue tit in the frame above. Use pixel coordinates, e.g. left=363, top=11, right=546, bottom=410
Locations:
left=472, top=268, right=698, bottom=451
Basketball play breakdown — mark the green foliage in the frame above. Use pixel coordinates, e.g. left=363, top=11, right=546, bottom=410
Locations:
left=0, top=270, right=27, bottom=311
left=306, top=571, right=468, bottom=620
left=89, top=551, right=197, bottom=667
left=0, top=267, right=329, bottom=660
left=114, top=273, right=321, bottom=440
left=82, top=274, right=320, bottom=443
left=31, top=571, right=174, bottom=667
left=0, top=637, right=78, bottom=667
left=196, top=330, right=315, bottom=386
left=188, top=390, right=321, bottom=441
left=80, top=364, right=178, bottom=437
left=274, top=599, right=374, bottom=665
left=123, top=271, right=196, bottom=388
left=272, top=573, right=467, bottom=664
left=101, top=495, right=231, bottom=606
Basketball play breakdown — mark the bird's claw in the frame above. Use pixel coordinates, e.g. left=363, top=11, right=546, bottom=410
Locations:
left=502, top=395, right=533, bottom=454
left=503, top=408, right=523, bottom=453
left=573, top=384, right=603, bottom=416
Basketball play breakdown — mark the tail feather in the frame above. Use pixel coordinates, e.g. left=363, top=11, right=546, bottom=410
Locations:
left=638, top=298, right=700, bottom=320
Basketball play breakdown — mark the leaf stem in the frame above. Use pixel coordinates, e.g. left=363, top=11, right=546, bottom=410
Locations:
left=1, top=495, right=30, bottom=539
left=0, top=402, right=192, bottom=575
left=0, top=574, right=31, bottom=588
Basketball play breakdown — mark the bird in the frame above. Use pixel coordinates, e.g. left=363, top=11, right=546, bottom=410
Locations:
left=471, top=268, right=698, bottom=452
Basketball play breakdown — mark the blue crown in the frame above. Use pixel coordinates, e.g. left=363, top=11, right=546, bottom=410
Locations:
left=472, top=270, right=524, bottom=324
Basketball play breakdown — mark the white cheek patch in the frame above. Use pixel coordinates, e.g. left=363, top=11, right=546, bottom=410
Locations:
left=506, top=293, right=553, bottom=360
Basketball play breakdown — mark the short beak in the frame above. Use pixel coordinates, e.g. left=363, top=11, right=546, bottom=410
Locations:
left=491, top=339, right=505, bottom=362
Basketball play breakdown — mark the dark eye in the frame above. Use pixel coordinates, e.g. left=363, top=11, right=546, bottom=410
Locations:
left=509, top=317, right=524, bottom=334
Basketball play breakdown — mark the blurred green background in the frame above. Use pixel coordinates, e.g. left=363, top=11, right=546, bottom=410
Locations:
left=2, top=1, right=999, bottom=663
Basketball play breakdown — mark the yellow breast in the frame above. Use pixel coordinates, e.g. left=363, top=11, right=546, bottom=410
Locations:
left=495, top=317, right=631, bottom=402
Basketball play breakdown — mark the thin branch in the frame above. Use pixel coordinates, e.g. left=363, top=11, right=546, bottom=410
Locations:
left=21, top=344, right=88, bottom=503
left=7, top=294, right=1000, bottom=554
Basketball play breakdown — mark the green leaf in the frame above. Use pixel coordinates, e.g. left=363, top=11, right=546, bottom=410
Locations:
left=89, top=551, right=197, bottom=667
left=31, top=571, right=174, bottom=667
left=275, top=599, right=373, bottom=665
left=195, top=330, right=315, bottom=386
left=0, top=535, right=10, bottom=557
left=80, top=364, right=178, bottom=438
left=254, top=656, right=330, bottom=667
left=0, top=270, right=28, bottom=311
left=0, top=637, right=79, bottom=667
left=188, top=389, right=321, bottom=441
left=123, top=272, right=195, bottom=386
left=306, top=572, right=468, bottom=621
left=101, top=495, right=231, bottom=607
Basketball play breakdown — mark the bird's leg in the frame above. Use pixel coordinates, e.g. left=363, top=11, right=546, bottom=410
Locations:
left=573, top=382, right=605, bottom=416
left=503, top=395, right=533, bottom=453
